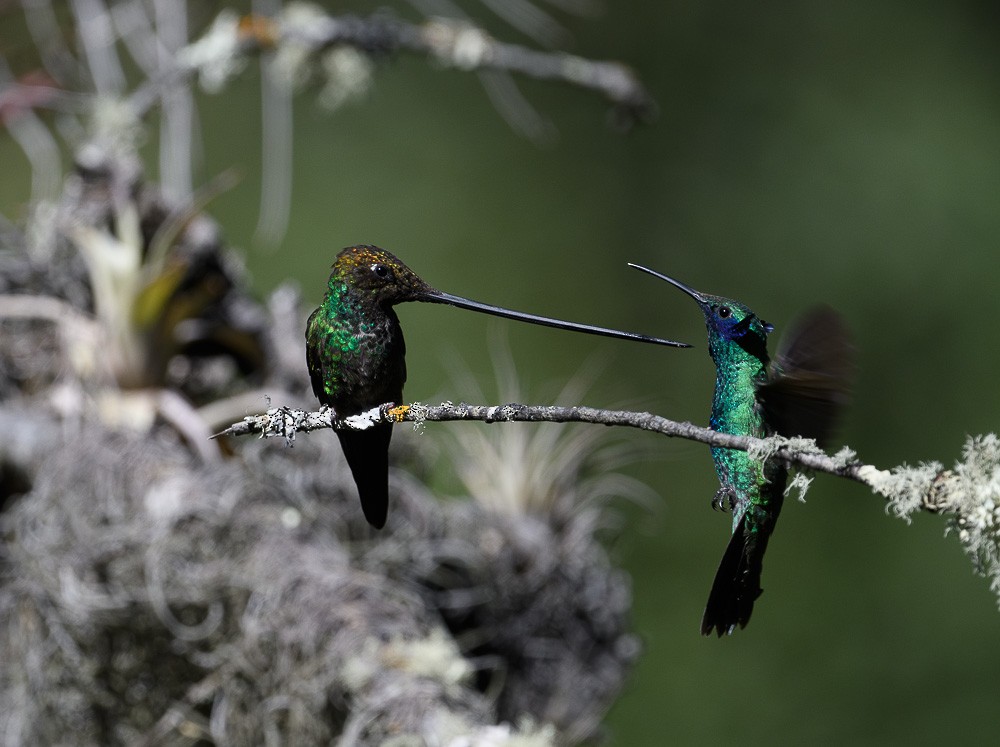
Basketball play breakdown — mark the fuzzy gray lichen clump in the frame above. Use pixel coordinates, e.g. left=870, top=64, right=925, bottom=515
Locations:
left=945, top=435, right=1000, bottom=603
left=864, top=461, right=944, bottom=522
left=856, top=434, right=1000, bottom=606
left=176, top=10, right=247, bottom=93
left=785, top=471, right=814, bottom=503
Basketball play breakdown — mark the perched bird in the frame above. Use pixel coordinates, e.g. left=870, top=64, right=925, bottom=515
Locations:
left=306, top=245, right=691, bottom=529
left=629, top=263, right=853, bottom=636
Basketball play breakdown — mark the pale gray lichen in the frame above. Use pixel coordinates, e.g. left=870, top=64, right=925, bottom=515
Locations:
left=414, top=714, right=556, bottom=747
left=90, top=98, right=146, bottom=155
left=944, top=435, right=1000, bottom=603
left=830, top=446, right=859, bottom=470
left=859, top=434, right=1000, bottom=606
left=785, top=472, right=813, bottom=503
left=785, top=436, right=825, bottom=456
left=319, top=47, right=374, bottom=111
left=746, top=433, right=786, bottom=463
left=271, top=3, right=330, bottom=89
left=424, top=20, right=493, bottom=71
left=864, top=461, right=943, bottom=522
left=406, top=402, right=430, bottom=434
left=381, top=629, right=474, bottom=694
left=177, top=10, right=247, bottom=93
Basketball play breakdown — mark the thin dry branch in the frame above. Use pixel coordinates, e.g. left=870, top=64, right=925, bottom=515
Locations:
left=212, top=400, right=918, bottom=502
left=127, top=9, right=653, bottom=121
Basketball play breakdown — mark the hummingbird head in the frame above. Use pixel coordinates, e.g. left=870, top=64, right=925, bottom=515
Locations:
left=690, top=293, right=774, bottom=346
left=329, top=245, right=434, bottom=306
left=628, top=263, right=774, bottom=361
left=324, top=246, right=691, bottom=347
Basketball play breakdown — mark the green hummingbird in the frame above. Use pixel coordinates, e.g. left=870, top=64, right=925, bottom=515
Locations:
left=629, top=262, right=853, bottom=636
left=306, top=245, right=691, bottom=529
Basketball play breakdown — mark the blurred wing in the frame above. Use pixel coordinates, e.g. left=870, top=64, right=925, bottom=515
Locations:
left=758, top=305, right=855, bottom=447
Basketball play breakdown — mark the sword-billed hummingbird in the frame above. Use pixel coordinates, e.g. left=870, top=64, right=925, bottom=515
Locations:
left=306, top=245, right=691, bottom=529
left=629, top=262, right=853, bottom=636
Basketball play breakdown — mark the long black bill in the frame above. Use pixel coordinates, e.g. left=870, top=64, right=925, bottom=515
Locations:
left=418, top=290, right=691, bottom=348
left=627, top=262, right=708, bottom=305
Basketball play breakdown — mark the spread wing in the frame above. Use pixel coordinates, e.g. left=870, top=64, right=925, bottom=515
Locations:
left=758, top=305, right=855, bottom=447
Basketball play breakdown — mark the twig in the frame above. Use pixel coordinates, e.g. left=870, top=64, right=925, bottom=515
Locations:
left=128, top=9, right=653, bottom=122
left=213, top=403, right=336, bottom=444
left=213, top=400, right=921, bottom=504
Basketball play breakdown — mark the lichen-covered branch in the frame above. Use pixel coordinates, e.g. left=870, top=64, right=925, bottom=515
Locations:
left=213, top=400, right=872, bottom=483
left=129, top=8, right=653, bottom=121
left=213, top=399, right=980, bottom=517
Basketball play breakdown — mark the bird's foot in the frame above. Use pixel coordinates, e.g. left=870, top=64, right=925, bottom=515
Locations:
left=711, top=487, right=737, bottom=513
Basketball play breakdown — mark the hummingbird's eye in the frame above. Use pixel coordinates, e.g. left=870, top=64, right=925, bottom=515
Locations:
left=717, top=306, right=731, bottom=318
left=372, top=263, right=392, bottom=279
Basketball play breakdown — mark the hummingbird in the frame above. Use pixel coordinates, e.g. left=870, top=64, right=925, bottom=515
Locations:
left=306, top=245, right=691, bottom=529
left=629, top=262, right=853, bottom=636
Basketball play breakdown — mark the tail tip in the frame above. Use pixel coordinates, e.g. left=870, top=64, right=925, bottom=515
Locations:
left=700, top=616, right=743, bottom=637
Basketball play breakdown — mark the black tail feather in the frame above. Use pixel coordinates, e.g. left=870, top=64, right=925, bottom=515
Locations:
left=700, top=516, right=765, bottom=637
left=337, top=424, right=392, bottom=529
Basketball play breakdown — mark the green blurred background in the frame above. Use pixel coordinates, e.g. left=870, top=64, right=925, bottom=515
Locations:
left=3, top=1, right=1000, bottom=743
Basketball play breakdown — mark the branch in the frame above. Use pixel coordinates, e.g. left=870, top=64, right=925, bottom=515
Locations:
left=129, top=9, right=653, bottom=122
left=212, top=400, right=928, bottom=507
